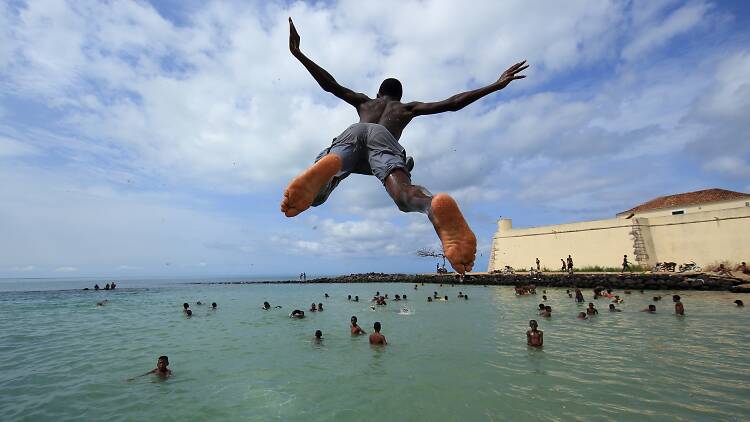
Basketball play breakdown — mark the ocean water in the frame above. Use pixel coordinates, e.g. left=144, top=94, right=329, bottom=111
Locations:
left=1, top=280, right=749, bottom=421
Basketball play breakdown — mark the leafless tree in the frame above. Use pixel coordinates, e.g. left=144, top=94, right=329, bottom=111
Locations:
left=417, top=247, right=446, bottom=268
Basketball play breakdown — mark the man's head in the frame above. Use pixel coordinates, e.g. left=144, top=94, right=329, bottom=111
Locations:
left=263, top=301, right=270, bottom=308
left=529, top=320, right=538, bottom=329
left=374, top=321, right=382, bottom=332
left=609, top=304, right=616, bottom=310
left=545, top=306, right=551, bottom=312
left=211, top=302, right=217, bottom=309
left=183, top=303, right=189, bottom=310
left=186, top=309, right=192, bottom=317
left=351, top=316, right=358, bottom=325
left=157, top=355, right=169, bottom=370
left=735, top=299, right=744, bottom=306
left=377, top=78, right=402, bottom=100
left=588, top=303, right=594, bottom=308
left=427, top=297, right=432, bottom=302
left=315, top=330, right=322, bottom=339
left=649, top=304, right=656, bottom=312
left=539, top=303, right=545, bottom=310
left=673, top=295, right=681, bottom=302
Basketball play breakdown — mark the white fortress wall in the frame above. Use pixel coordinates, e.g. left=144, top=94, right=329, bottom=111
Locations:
left=489, top=218, right=634, bottom=271
left=647, top=207, right=750, bottom=265
left=489, top=206, right=750, bottom=271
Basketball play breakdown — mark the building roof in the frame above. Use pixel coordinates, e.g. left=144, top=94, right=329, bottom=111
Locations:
left=618, top=188, right=750, bottom=216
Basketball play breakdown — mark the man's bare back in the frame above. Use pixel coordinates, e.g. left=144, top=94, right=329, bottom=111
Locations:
left=281, top=17, right=527, bottom=274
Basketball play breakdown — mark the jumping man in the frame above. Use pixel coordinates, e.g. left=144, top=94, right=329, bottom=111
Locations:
left=281, top=18, right=528, bottom=273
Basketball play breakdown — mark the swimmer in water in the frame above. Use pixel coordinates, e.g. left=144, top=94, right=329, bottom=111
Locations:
left=183, top=303, right=190, bottom=314
left=318, top=302, right=324, bottom=311
left=128, top=355, right=172, bottom=381
left=96, top=299, right=109, bottom=307
left=641, top=304, right=656, bottom=313
left=427, top=297, right=433, bottom=302
left=542, top=295, right=547, bottom=301
left=577, top=312, right=587, bottom=320
left=537, top=303, right=546, bottom=314
left=351, top=316, right=366, bottom=335
left=185, top=309, right=193, bottom=317
left=262, top=301, right=271, bottom=310
left=673, top=295, right=684, bottom=315
left=324, top=293, right=329, bottom=298
left=464, top=294, right=468, bottom=300
left=211, top=302, right=217, bottom=310
left=313, top=330, right=323, bottom=343
left=526, top=320, right=543, bottom=347
left=587, top=303, right=599, bottom=316
left=354, top=296, right=359, bottom=302
left=608, top=304, right=621, bottom=312
left=347, top=295, right=351, bottom=300
left=196, top=301, right=203, bottom=305
left=444, top=295, right=448, bottom=301
left=290, top=309, right=305, bottom=318
left=575, top=288, right=584, bottom=303
left=735, top=299, right=744, bottom=307
left=310, top=303, right=317, bottom=312
left=540, top=306, right=552, bottom=318
left=369, top=321, right=387, bottom=345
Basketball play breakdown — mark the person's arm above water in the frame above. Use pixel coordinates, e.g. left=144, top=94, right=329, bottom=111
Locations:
left=288, top=17, right=370, bottom=108
left=406, top=60, right=528, bottom=116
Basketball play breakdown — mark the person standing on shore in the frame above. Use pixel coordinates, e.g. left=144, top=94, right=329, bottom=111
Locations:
left=567, top=255, right=574, bottom=274
left=622, top=255, right=631, bottom=273
left=369, top=322, right=387, bottom=345
left=536, top=258, right=540, bottom=271
left=561, top=259, right=566, bottom=272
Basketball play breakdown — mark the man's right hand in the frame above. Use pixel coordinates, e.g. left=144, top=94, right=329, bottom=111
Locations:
left=289, top=17, right=300, bottom=55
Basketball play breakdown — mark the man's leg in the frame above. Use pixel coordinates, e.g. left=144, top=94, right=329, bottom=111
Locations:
left=280, top=154, right=342, bottom=217
left=384, top=169, right=476, bottom=274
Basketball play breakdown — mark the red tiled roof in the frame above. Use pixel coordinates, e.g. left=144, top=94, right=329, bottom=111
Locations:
left=618, top=188, right=750, bottom=216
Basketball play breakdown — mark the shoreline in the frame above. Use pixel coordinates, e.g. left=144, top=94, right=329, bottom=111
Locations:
left=193, top=272, right=750, bottom=293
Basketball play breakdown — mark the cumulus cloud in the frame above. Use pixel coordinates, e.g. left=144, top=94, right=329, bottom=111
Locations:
left=0, top=0, right=748, bottom=275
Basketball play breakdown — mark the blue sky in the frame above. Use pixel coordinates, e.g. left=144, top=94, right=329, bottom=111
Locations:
left=1, top=0, right=749, bottom=278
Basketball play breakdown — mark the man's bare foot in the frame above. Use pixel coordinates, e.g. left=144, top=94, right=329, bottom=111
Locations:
left=281, top=154, right=342, bottom=217
left=429, top=194, right=477, bottom=274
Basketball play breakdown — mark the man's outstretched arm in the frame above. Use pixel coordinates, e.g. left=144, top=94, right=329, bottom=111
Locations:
left=288, top=18, right=370, bottom=108
left=407, top=60, right=528, bottom=116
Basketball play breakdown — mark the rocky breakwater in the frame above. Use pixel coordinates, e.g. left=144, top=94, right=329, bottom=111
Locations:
left=300, top=272, right=745, bottom=292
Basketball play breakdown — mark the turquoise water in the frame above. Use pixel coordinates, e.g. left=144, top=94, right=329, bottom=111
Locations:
left=1, top=281, right=749, bottom=421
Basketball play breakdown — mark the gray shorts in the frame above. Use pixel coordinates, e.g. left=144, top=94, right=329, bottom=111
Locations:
left=312, top=123, right=412, bottom=207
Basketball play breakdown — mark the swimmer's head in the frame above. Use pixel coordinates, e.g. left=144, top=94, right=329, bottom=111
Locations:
left=444, top=296, right=448, bottom=300
left=211, top=302, right=217, bottom=309
left=578, top=312, right=587, bottom=318
left=464, top=295, right=468, bottom=300
left=538, top=303, right=545, bottom=310
left=609, top=304, right=615, bottom=310
left=315, top=330, right=322, bottom=339
left=649, top=304, right=656, bottom=312
left=157, top=355, right=169, bottom=369
left=542, top=295, right=548, bottom=300
left=186, top=309, right=193, bottom=317
left=403, top=295, right=407, bottom=299
left=427, top=297, right=432, bottom=302
left=588, top=303, right=594, bottom=308
left=348, top=295, right=351, bottom=300
left=545, top=306, right=551, bottom=312
left=183, top=303, right=189, bottom=310
left=351, top=316, right=357, bottom=324
left=529, top=320, right=538, bottom=329
left=378, top=78, right=402, bottom=100
left=374, top=321, right=382, bottom=332
left=673, top=295, right=681, bottom=302
left=735, top=300, right=744, bottom=306
left=354, top=296, right=359, bottom=301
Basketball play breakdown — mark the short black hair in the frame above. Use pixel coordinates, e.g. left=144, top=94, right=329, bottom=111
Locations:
left=183, top=303, right=189, bottom=309
left=186, top=309, right=192, bottom=316
left=212, top=302, right=217, bottom=307
left=158, top=355, right=169, bottom=364
left=538, top=303, right=545, bottom=309
left=378, top=78, right=402, bottom=100
left=545, top=306, right=551, bottom=311
left=315, top=330, right=322, bottom=337
left=374, top=321, right=381, bottom=332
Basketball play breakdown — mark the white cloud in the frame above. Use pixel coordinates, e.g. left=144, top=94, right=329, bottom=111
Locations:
left=55, top=266, right=78, bottom=272
left=10, top=265, right=35, bottom=272
left=704, top=157, right=750, bottom=178
left=622, top=1, right=711, bottom=61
